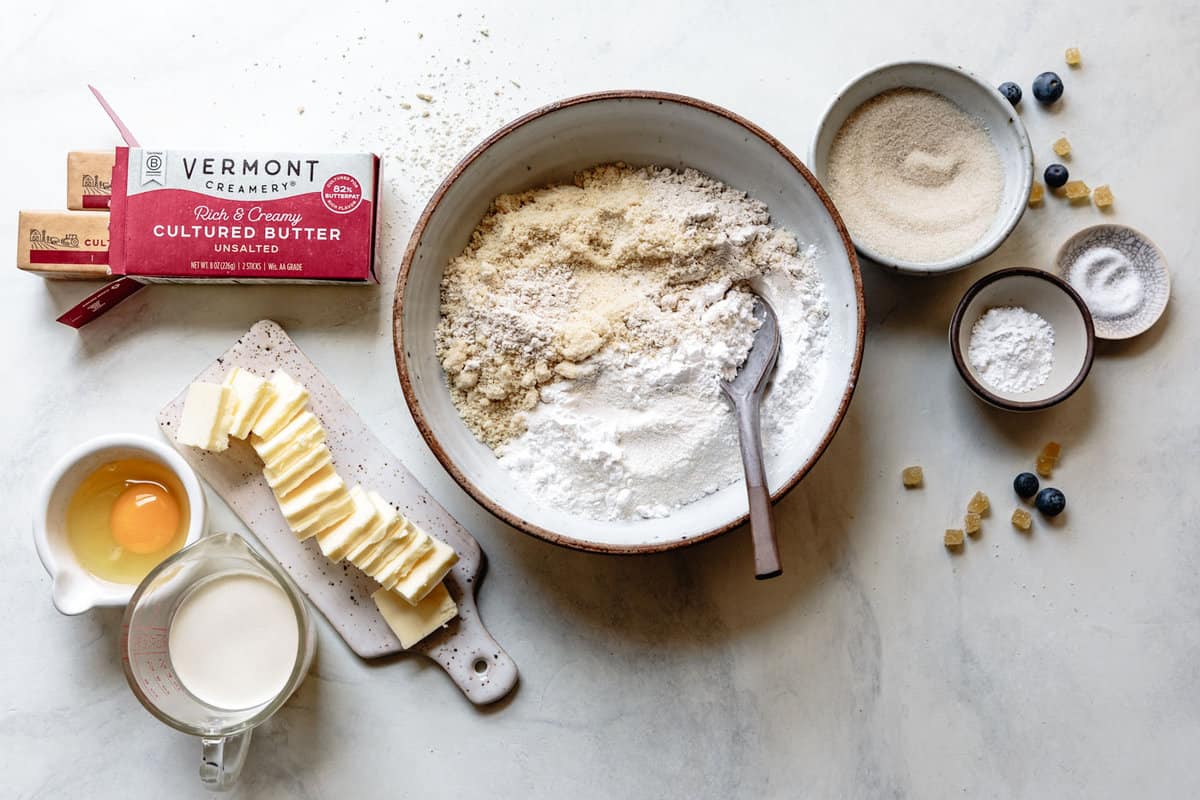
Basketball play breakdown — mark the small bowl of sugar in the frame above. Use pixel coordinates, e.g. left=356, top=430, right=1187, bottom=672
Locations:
left=810, top=61, right=1034, bottom=275
left=950, top=268, right=1095, bottom=411
left=1055, top=224, right=1170, bottom=340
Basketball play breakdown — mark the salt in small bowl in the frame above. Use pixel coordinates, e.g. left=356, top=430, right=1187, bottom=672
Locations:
left=950, top=268, right=1095, bottom=411
left=1055, top=224, right=1170, bottom=340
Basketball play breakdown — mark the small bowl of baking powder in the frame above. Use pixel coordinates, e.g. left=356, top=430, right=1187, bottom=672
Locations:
left=950, top=268, right=1095, bottom=411
left=810, top=61, right=1034, bottom=275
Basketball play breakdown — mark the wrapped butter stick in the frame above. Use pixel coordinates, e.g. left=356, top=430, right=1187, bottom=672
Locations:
left=67, top=150, right=115, bottom=210
left=16, top=210, right=111, bottom=279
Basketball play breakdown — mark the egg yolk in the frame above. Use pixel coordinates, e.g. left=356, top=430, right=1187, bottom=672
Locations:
left=109, top=483, right=181, bottom=555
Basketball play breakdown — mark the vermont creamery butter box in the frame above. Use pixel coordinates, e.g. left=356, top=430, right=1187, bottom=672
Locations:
left=108, top=147, right=380, bottom=283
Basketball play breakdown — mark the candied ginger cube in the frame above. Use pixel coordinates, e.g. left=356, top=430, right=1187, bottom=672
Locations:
left=1012, top=508, right=1033, bottom=531
left=1036, top=456, right=1055, bottom=478
left=1053, top=137, right=1072, bottom=157
left=965, top=512, right=982, bottom=535
left=1065, top=180, right=1091, bottom=201
left=1028, top=181, right=1045, bottom=207
left=1065, top=47, right=1081, bottom=66
left=1094, top=185, right=1114, bottom=208
left=944, top=529, right=965, bottom=548
left=967, top=491, right=990, bottom=515
left=1040, top=441, right=1062, bottom=461
left=902, top=466, right=924, bottom=488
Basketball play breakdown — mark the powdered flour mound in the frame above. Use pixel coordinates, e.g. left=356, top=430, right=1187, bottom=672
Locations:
left=437, top=164, right=829, bottom=520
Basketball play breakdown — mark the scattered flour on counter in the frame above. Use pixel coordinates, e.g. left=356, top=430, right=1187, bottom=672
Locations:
left=436, top=163, right=829, bottom=521
left=967, top=306, right=1055, bottom=393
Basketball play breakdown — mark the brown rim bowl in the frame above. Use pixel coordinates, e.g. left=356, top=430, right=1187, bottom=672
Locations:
left=394, top=90, right=866, bottom=553
left=950, top=267, right=1095, bottom=411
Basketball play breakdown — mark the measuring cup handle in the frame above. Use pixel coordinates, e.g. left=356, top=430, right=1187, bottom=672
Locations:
left=200, top=730, right=252, bottom=791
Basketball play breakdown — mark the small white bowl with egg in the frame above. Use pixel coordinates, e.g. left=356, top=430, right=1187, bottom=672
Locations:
left=810, top=61, right=1034, bottom=275
left=34, top=433, right=207, bottom=614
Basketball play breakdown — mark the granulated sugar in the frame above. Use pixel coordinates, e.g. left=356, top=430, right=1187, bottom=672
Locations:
left=967, top=306, right=1055, bottom=393
left=825, top=88, right=1004, bottom=264
left=438, top=164, right=829, bottom=520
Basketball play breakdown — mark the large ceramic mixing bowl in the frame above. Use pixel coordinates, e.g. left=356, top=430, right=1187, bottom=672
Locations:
left=394, top=91, right=865, bottom=553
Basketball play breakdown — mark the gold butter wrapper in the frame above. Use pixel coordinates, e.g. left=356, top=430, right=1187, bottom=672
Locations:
left=67, top=150, right=115, bottom=210
left=16, top=210, right=111, bottom=279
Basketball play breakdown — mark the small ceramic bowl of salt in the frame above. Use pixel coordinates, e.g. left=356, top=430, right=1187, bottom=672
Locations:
left=950, top=268, right=1095, bottom=411
left=1055, top=224, right=1170, bottom=340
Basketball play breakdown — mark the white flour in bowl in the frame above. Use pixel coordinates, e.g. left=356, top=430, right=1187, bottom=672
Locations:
left=438, top=164, right=829, bottom=521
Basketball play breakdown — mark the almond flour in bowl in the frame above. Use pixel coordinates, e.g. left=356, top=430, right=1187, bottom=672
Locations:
left=436, top=164, right=829, bottom=521
left=824, top=88, right=1005, bottom=266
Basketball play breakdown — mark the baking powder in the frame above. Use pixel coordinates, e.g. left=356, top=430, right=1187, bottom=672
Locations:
left=967, top=306, right=1055, bottom=393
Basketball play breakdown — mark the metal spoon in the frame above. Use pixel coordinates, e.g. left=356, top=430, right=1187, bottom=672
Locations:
left=719, top=293, right=782, bottom=580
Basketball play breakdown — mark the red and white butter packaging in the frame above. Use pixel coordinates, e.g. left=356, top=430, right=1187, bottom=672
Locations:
left=26, top=146, right=381, bottom=327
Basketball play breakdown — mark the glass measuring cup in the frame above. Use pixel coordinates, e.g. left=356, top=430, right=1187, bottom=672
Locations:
left=121, top=533, right=315, bottom=791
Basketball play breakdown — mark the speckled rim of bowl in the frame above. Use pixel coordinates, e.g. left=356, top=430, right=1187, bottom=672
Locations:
left=1054, top=223, right=1171, bottom=340
left=949, top=268, right=1096, bottom=411
left=393, top=89, right=866, bottom=555
left=808, top=60, right=1035, bottom=275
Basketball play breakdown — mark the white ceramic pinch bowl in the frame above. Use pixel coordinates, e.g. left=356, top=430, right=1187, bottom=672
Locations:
left=809, top=61, right=1034, bottom=275
left=395, top=90, right=866, bottom=553
left=34, top=433, right=207, bottom=614
left=1055, top=224, right=1171, bottom=340
left=950, top=268, right=1095, bottom=411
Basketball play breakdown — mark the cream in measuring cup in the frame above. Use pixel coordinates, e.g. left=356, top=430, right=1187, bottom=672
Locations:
left=122, top=533, right=314, bottom=791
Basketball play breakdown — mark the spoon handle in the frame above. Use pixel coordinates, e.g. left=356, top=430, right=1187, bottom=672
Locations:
left=732, top=395, right=782, bottom=580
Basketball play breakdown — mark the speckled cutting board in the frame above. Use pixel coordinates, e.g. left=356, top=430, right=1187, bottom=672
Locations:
left=157, top=320, right=518, bottom=706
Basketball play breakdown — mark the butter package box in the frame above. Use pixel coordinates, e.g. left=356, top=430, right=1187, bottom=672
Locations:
left=108, top=147, right=380, bottom=283
left=16, top=210, right=110, bottom=279
left=67, top=150, right=115, bottom=210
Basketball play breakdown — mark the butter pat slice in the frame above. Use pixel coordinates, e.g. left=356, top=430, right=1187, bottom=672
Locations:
left=373, top=583, right=457, bottom=648
left=224, top=367, right=272, bottom=439
left=346, top=491, right=401, bottom=563
left=278, top=464, right=345, bottom=523
left=177, top=382, right=235, bottom=452
left=291, top=491, right=354, bottom=540
left=251, top=371, right=308, bottom=439
left=264, top=443, right=333, bottom=497
left=388, top=536, right=458, bottom=604
left=252, top=410, right=324, bottom=469
left=369, top=524, right=431, bottom=583
left=317, top=485, right=378, bottom=561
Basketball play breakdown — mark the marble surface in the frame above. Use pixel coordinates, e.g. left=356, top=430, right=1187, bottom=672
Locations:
left=2, top=1, right=1197, bottom=797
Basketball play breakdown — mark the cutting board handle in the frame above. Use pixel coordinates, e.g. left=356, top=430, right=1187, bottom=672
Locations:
left=431, top=588, right=518, bottom=705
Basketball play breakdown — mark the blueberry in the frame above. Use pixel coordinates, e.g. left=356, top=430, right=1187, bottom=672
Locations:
left=1013, top=472, right=1040, bottom=499
left=1035, top=488, right=1066, bottom=517
left=1044, top=164, right=1069, bottom=189
left=998, top=82, right=1022, bottom=106
left=1032, top=71, right=1064, bottom=104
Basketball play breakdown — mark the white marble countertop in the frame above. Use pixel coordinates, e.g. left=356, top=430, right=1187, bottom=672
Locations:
left=3, top=1, right=1197, bottom=797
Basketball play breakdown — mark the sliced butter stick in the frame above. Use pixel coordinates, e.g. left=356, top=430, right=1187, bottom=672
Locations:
left=264, top=443, right=333, bottom=497
left=223, top=367, right=272, bottom=439
left=177, top=382, right=235, bottom=452
left=251, top=370, right=308, bottom=440
left=373, top=583, right=457, bottom=648
left=317, top=485, right=378, bottom=561
left=388, top=536, right=458, bottom=604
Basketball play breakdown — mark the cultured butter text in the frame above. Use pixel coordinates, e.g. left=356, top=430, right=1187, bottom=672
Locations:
left=151, top=224, right=341, bottom=241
